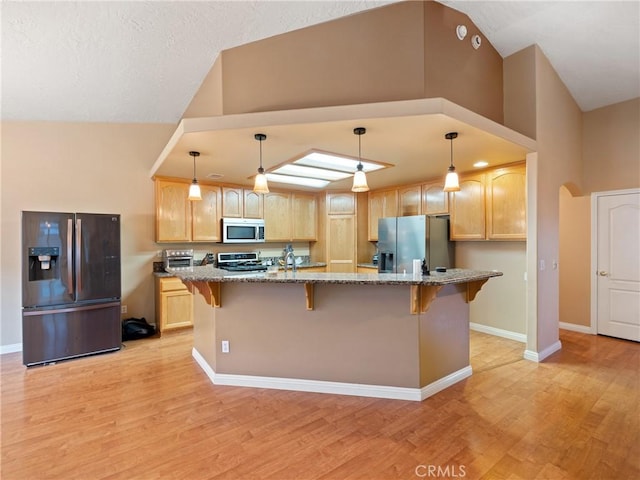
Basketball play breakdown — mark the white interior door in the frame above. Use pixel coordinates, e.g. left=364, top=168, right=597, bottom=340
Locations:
left=594, top=190, right=640, bottom=341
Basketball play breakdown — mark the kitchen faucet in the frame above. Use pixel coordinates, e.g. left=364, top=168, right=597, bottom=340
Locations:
left=283, top=246, right=296, bottom=272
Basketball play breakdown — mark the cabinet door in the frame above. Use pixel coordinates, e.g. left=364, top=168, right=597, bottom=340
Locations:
left=156, top=180, right=191, bottom=242
left=155, top=277, right=193, bottom=334
left=487, top=164, right=526, bottom=240
left=422, top=182, right=449, bottom=215
left=368, top=190, right=397, bottom=240
left=161, top=290, right=193, bottom=331
left=264, top=192, right=292, bottom=241
left=450, top=174, right=486, bottom=240
left=192, top=185, right=222, bottom=242
left=222, top=187, right=243, bottom=218
left=327, top=215, right=356, bottom=273
left=292, top=193, right=317, bottom=240
left=327, top=192, right=356, bottom=215
left=243, top=190, right=264, bottom=219
left=398, top=185, right=421, bottom=216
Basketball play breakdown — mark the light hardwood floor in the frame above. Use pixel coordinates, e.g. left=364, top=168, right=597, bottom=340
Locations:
left=1, top=329, right=638, bottom=479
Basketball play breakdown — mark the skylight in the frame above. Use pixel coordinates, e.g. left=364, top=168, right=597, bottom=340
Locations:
left=263, top=150, right=391, bottom=189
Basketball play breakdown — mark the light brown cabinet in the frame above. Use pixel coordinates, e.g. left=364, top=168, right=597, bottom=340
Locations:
left=292, top=193, right=318, bottom=240
left=486, top=164, right=526, bottom=240
left=450, top=163, right=526, bottom=241
left=422, top=181, right=449, bottom=215
left=192, top=185, right=222, bottom=242
left=450, top=173, right=486, bottom=240
left=398, top=185, right=421, bottom=216
left=155, top=276, right=193, bottom=335
left=156, top=180, right=191, bottom=242
left=263, top=191, right=292, bottom=241
left=155, top=179, right=222, bottom=242
left=263, top=191, right=318, bottom=241
left=326, top=192, right=357, bottom=273
left=243, top=190, right=264, bottom=218
left=368, top=189, right=398, bottom=240
left=222, top=187, right=263, bottom=218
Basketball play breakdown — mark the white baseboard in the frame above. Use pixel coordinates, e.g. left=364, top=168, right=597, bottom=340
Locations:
left=470, top=322, right=527, bottom=343
left=1, top=343, right=22, bottom=355
left=559, top=322, right=595, bottom=334
left=192, top=347, right=471, bottom=402
left=524, top=340, right=562, bottom=362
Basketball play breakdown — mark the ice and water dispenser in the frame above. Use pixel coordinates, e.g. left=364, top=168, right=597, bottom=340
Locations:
left=27, top=246, right=59, bottom=281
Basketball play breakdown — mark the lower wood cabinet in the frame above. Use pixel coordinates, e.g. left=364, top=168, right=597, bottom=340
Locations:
left=155, top=277, right=193, bottom=335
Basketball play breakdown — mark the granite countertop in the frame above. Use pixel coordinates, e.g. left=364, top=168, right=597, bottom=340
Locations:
left=357, top=263, right=378, bottom=268
left=168, top=265, right=502, bottom=286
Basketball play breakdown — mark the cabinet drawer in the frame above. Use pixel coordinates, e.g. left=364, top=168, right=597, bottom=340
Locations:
left=159, top=277, right=188, bottom=293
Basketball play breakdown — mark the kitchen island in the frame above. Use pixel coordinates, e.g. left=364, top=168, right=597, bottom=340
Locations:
left=171, top=266, right=502, bottom=401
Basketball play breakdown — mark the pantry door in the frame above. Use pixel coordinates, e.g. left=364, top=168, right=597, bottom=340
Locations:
left=594, top=190, right=640, bottom=341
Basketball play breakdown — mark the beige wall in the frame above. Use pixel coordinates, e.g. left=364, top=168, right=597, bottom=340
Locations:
left=583, top=98, right=640, bottom=194
left=503, top=47, right=537, bottom=139
left=1, top=121, right=174, bottom=347
left=558, top=185, right=591, bottom=327
left=455, top=242, right=527, bottom=335
left=189, top=1, right=503, bottom=124
left=534, top=46, right=583, bottom=351
left=504, top=45, right=583, bottom=353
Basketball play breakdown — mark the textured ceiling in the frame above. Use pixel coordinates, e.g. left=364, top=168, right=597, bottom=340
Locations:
left=2, top=1, right=639, bottom=125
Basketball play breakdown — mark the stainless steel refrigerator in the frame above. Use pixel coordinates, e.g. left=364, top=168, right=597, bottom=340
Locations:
left=377, top=215, right=454, bottom=273
left=21, top=211, right=122, bottom=366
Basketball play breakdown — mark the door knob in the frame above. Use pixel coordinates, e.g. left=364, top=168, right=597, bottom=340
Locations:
left=598, top=271, right=608, bottom=276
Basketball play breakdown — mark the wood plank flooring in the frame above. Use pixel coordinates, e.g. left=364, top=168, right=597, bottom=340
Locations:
left=1, top=329, right=638, bottom=479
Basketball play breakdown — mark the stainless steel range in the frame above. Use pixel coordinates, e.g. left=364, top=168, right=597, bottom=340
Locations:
left=217, top=252, right=267, bottom=272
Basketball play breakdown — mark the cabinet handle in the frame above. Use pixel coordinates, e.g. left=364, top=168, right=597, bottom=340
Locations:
left=598, top=271, right=608, bottom=276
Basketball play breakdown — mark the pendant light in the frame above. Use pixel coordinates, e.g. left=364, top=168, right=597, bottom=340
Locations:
left=443, top=132, right=461, bottom=192
left=188, top=151, right=202, bottom=201
left=253, top=133, right=269, bottom=194
left=351, top=127, right=370, bottom=192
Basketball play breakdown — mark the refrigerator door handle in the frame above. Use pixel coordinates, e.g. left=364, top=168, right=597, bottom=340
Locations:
left=67, top=218, right=74, bottom=297
left=75, top=218, right=82, bottom=295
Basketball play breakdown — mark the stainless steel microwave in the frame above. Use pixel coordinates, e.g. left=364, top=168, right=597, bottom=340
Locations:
left=221, top=218, right=265, bottom=243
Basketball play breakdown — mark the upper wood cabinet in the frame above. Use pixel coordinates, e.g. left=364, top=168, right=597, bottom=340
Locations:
left=292, top=193, right=318, bottom=240
left=368, top=189, right=398, bottom=240
left=486, top=164, right=526, bottom=240
left=327, top=192, right=356, bottom=215
left=156, top=179, right=222, bottom=242
left=222, top=187, right=243, bottom=218
left=156, top=179, right=191, bottom=242
left=449, top=163, right=526, bottom=241
left=263, top=191, right=292, bottom=241
left=398, top=185, right=421, bottom=216
left=243, top=190, right=264, bottom=219
left=450, top=173, right=486, bottom=240
left=263, top=191, right=318, bottom=242
left=222, top=187, right=263, bottom=218
left=422, top=181, right=449, bottom=215
left=192, top=185, right=222, bottom=242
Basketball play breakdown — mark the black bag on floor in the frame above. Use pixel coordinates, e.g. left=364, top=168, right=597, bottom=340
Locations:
left=122, top=317, right=156, bottom=340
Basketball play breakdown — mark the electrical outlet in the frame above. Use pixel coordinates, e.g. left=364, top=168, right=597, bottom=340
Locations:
left=221, top=340, right=230, bottom=353
left=121, top=305, right=127, bottom=314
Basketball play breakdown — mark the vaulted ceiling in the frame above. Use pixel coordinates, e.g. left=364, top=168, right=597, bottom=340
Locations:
left=2, top=1, right=638, bottom=191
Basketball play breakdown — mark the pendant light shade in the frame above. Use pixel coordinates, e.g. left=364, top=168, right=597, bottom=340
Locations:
left=253, top=133, right=269, bottom=194
left=188, top=151, right=202, bottom=201
left=351, top=127, right=370, bottom=192
left=443, top=132, right=461, bottom=193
